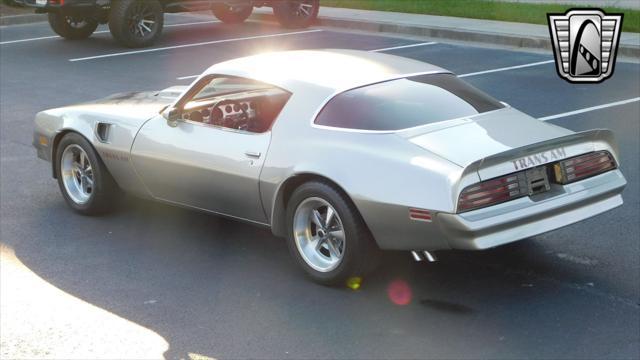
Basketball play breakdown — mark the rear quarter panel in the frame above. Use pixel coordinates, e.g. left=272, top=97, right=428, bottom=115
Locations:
left=260, top=98, right=465, bottom=250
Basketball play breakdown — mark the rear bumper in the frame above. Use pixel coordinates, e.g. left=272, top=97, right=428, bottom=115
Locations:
left=16, top=0, right=98, bottom=13
left=437, top=169, right=626, bottom=250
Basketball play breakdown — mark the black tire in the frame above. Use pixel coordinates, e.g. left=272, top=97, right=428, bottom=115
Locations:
left=272, top=0, right=319, bottom=29
left=48, top=12, right=98, bottom=40
left=286, top=181, right=380, bottom=286
left=212, top=3, right=253, bottom=24
left=109, top=0, right=163, bottom=48
left=55, top=133, right=119, bottom=215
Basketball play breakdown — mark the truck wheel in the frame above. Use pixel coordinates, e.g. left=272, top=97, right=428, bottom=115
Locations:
left=109, top=0, right=163, bottom=48
left=273, top=0, right=319, bottom=29
left=212, top=3, right=253, bottom=24
left=286, top=181, right=380, bottom=286
left=48, top=13, right=98, bottom=40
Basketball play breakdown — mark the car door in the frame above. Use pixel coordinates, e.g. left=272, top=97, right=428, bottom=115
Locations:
left=130, top=115, right=271, bottom=224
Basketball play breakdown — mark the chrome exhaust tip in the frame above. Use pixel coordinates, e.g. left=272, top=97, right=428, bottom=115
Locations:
left=410, top=250, right=437, bottom=262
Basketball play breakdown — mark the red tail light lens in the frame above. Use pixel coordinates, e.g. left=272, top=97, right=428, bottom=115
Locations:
left=554, top=151, right=616, bottom=184
left=457, top=150, right=617, bottom=213
left=458, top=173, right=526, bottom=213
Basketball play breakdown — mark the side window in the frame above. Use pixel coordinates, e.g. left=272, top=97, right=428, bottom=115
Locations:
left=179, top=76, right=291, bottom=133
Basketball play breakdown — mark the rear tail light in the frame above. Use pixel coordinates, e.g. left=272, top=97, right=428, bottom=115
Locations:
left=457, top=150, right=617, bottom=213
left=457, top=173, right=527, bottom=213
left=554, top=150, right=616, bottom=184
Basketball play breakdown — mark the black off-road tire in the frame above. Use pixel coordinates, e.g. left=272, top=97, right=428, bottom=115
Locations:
left=273, top=0, right=319, bottom=29
left=48, top=13, right=98, bottom=40
left=286, top=181, right=380, bottom=286
left=55, top=133, right=120, bottom=215
left=109, top=0, right=164, bottom=48
left=212, top=3, right=253, bottom=24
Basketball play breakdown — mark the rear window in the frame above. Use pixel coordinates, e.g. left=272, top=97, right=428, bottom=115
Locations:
left=314, top=73, right=504, bottom=131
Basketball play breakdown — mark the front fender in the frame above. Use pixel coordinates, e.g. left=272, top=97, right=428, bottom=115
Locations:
left=33, top=108, right=152, bottom=197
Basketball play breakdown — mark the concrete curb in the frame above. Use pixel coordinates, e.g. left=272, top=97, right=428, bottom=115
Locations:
left=2, top=9, right=637, bottom=59
left=253, top=12, right=639, bottom=59
left=0, top=13, right=46, bottom=26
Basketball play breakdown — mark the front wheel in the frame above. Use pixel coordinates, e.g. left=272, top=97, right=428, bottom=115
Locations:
left=286, top=181, right=379, bottom=286
left=212, top=3, right=253, bottom=24
left=48, top=13, right=98, bottom=40
left=109, top=0, right=164, bottom=48
left=55, top=133, right=120, bottom=215
left=272, top=0, right=319, bottom=29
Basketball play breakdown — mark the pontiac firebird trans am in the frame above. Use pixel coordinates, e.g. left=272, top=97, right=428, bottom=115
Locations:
left=33, top=50, right=627, bottom=285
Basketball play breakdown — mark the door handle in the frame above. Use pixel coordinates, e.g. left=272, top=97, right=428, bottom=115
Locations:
left=245, top=151, right=261, bottom=158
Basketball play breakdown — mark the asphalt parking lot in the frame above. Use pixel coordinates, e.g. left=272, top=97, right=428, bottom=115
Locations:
left=1, top=14, right=639, bottom=359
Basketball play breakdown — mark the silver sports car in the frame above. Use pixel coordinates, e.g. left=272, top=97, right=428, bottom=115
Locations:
left=33, top=50, right=627, bottom=285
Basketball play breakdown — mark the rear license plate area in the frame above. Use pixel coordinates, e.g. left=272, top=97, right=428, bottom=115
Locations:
left=525, top=166, right=551, bottom=195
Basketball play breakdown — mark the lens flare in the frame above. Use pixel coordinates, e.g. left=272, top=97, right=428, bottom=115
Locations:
left=346, top=276, right=362, bottom=290
left=387, top=279, right=412, bottom=305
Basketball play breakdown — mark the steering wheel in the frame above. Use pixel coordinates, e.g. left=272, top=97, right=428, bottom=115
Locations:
left=212, top=99, right=249, bottom=130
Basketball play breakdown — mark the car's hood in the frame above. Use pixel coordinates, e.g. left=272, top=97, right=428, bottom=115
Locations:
left=50, top=86, right=185, bottom=122
left=71, top=85, right=188, bottom=120
left=399, top=107, right=573, bottom=168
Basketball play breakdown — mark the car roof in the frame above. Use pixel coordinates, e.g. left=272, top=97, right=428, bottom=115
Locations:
left=202, top=49, right=450, bottom=96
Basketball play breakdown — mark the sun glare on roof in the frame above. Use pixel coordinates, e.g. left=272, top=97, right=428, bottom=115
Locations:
left=242, top=51, right=394, bottom=89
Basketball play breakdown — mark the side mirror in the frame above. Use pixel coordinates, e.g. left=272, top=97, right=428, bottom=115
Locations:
left=162, top=107, right=181, bottom=127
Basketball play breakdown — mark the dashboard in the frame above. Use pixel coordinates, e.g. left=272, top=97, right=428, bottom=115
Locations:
left=179, top=87, right=291, bottom=133
left=182, top=100, right=257, bottom=131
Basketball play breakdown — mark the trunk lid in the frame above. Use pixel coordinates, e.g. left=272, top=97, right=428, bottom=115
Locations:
left=399, top=107, right=616, bottom=180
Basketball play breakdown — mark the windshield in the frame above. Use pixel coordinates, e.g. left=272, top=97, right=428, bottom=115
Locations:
left=194, top=77, right=272, bottom=100
left=314, top=73, right=504, bottom=131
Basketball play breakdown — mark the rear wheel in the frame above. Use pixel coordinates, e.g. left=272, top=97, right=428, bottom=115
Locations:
left=109, top=0, right=163, bottom=48
left=272, top=0, right=319, bottom=29
left=55, top=133, right=119, bottom=215
left=286, top=181, right=379, bottom=286
left=212, top=3, right=253, bottom=24
left=48, top=12, right=98, bottom=40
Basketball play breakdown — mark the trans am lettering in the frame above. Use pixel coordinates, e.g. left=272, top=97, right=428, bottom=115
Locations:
left=512, top=147, right=566, bottom=171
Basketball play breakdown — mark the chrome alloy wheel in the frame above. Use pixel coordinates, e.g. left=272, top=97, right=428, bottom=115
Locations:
left=293, top=0, right=315, bottom=18
left=127, top=2, right=157, bottom=38
left=60, top=144, right=94, bottom=204
left=293, top=197, right=346, bottom=272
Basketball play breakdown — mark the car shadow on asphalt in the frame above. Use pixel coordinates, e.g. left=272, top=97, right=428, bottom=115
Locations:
left=12, top=195, right=611, bottom=359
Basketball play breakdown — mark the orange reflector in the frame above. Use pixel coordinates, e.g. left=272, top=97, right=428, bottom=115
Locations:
left=409, top=208, right=432, bottom=222
left=38, top=136, right=49, bottom=146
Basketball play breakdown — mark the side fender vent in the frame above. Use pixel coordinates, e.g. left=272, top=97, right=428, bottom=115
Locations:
left=96, top=123, right=112, bottom=143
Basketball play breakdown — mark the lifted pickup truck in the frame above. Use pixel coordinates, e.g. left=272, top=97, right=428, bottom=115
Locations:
left=17, top=0, right=319, bottom=47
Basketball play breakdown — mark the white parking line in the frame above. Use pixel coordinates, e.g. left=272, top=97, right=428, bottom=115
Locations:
left=538, top=97, right=640, bottom=121
left=68, top=29, right=323, bottom=62
left=370, top=42, right=438, bottom=52
left=458, top=60, right=555, bottom=77
left=0, top=20, right=220, bottom=45
left=0, top=35, right=60, bottom=45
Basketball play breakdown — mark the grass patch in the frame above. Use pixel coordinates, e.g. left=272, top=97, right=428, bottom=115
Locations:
left=321, top=0, right=640, bottom=33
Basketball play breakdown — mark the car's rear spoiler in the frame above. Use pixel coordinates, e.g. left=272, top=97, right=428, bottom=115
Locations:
left=462, top=129, right=619, bottom=181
